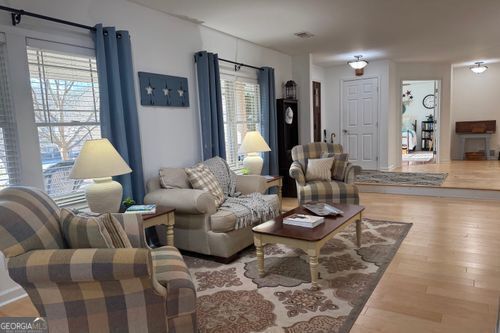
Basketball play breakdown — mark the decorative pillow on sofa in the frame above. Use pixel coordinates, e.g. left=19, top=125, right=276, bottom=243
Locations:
left=185, top=164, right=225, bottom=207
left=159, top=167, right=192, bottom=189
left=322, top=153, right=350, bottom=181
left=202, top=156, right=237, bottom=197
left=59, top=209, right=132, bottom=249
left=306, top=157, right=334, bottom=181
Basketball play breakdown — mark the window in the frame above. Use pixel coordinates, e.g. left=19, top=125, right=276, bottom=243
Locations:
left=0, top=42, right=20, bottom=189
left=27, top=47, right=100, bottom=201
left=221, top=76, right=261, bottom=171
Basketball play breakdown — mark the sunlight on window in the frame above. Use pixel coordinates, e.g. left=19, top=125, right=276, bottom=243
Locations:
left=27, top=48, right=100, bottom=199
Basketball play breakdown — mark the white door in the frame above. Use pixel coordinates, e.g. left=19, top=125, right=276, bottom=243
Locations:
left=342, top=78, right=379, bottom=170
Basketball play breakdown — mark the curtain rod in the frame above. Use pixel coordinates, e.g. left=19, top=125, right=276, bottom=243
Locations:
left=219, top=58, right=264, bottom=71
left=0, top=5, right=96, bottom=32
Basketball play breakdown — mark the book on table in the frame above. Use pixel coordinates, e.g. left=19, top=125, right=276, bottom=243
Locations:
left=283, top=214, right=324, bottom=228
left=125, top=204, right=156, bottom=214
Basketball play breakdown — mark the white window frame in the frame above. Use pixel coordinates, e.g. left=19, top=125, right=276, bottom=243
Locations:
left=220, top=65, right=262, bottom=172
left=0, top=25, right=96, bottom=207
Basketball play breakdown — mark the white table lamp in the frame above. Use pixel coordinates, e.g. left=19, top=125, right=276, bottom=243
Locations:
left=70, top=138, right=132, bottom=213
left=238, top=131, right=271, bottom=175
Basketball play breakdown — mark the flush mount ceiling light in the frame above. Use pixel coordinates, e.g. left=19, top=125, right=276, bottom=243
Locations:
left=469, top=61, right=488, bottom=74
left=348, top=55, right=369, bottom=69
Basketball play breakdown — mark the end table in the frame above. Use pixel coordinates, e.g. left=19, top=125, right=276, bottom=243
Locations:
left=264, top=176, right=283, bottom=211
left=142, top=206, right=176, bottom=247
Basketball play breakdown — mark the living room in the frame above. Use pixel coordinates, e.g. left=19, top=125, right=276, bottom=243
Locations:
left=0, top=1, right=499, bottom=333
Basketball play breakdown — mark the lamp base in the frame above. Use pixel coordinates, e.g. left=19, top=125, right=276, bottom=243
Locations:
left=85, top=177, right=122, bottom=213
left=243, top=153, right=264, bottom=175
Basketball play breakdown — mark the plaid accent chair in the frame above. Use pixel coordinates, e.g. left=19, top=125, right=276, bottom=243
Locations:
left=0, top=186, right=196, bottom=333
left=289, top=143, right=361, bottom=204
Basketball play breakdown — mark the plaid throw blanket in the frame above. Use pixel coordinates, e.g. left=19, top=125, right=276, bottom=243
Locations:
left=220, top=192, right=278, bottom=230
left=202, top=156, right=278, bottom=230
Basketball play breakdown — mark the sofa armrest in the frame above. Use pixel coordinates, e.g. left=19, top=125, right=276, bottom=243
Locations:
left=289, top=161, right=306, bottom=186
left=344, top=164, right=361, bottom=184
left=145, top=188, right=217, bottom=215
left=146, top=176, right=162, bottom=193
left=7, top=248, right=152, bottom=284
left=235, top=175, right=267, bottom=194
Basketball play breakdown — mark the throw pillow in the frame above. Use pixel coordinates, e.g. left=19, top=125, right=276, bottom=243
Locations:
left=59, top=209, right=132, bottom=249
left=185, top=164, right=225, bottom=207
left=202, top=156, right=237, bottom=197
left=323, top=153, right=350, bottom=181
left=306, top=157, right=334, bottom=181
left=159, top=168, right=192, bottom=189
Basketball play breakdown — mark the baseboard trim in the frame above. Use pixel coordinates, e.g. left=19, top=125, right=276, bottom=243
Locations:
left=358, top=184, right=500, bottom=201
left=0, top=286, right=26, bottom=308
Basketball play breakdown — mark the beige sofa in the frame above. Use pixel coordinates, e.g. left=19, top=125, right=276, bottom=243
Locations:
left=145, top=172, right=279, bottom=259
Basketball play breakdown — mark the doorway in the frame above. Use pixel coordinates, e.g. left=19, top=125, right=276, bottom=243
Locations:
left=401, top=80, right=440, bottom=165
left=341, top=77, right=379, bottom=170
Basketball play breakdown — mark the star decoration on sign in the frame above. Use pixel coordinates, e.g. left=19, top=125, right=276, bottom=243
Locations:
left=177, top=88, right=184, bottom=97
left=162, top=87, right=171, bottom=96
left=145, top=85, right=154, bottom=95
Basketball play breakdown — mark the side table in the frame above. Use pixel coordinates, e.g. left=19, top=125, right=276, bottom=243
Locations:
left=142, top=206, right=176, bottom=247
left=264, top=176, right=283, bottom=211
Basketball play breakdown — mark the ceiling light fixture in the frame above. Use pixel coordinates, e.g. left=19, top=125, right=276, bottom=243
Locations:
left=348, top=55, right=368, bottom=69
left=469, top=61, right=488, bottom=74
left=348, top=55, right=368, bottom=76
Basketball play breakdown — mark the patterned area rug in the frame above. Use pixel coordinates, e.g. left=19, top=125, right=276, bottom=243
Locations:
left=184, top=218, right=412, bottom=333
left=356, top=170, right=448, bottom=186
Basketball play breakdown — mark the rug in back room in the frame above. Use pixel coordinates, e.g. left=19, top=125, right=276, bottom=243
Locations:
left=183, top=218, right=412, bottom=333
left=356, top=170, right=448, bottom=186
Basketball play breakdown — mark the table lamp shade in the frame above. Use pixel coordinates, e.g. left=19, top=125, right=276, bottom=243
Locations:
left=70, top=139, right=131, bottom=179
left=238, top=131, right=271, bottom=154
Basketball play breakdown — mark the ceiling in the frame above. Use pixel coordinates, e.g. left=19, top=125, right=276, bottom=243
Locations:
left=129, top=0, right=500, bottom=67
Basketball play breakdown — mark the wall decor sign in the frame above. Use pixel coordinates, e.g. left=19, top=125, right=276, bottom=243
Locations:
left=138, top=72, right=189, bottom=107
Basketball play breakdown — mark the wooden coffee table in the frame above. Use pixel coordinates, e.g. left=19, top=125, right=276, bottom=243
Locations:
left=252, top=203, right=364, bottom=289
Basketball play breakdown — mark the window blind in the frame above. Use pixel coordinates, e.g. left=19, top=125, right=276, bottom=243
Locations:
left=0, top=42, right=20, bottom=189
left=221, top=78, right=261, bottom=171
left=27, top=47, right=100, bottom=202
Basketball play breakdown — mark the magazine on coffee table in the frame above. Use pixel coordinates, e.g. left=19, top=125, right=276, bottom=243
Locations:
left=303, top=202, right=344, bottom=216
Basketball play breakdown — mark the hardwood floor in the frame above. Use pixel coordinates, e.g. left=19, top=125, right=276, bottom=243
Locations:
left=2, top=193, right=500, bottom=332
left=393, top=160, right=500, bottom=191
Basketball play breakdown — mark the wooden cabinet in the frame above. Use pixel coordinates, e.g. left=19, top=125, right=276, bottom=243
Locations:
left=277, top=99, right=299, bottom=197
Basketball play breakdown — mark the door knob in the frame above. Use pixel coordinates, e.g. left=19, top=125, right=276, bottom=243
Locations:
left=343, top=129, right=348, bottom=134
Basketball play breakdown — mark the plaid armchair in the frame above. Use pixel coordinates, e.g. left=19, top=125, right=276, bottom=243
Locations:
left=0, top=186, right=196, bottom=333
left=289, top=143, right=361, bottom=204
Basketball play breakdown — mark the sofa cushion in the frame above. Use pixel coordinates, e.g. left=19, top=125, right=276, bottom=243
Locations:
left=59, top=209, right=132, bottom=249
left=322, top=152, right=350, bottom=181
left=298, top=180, right=359, bottom=204
left=159, top=167, right=192, bottom=189
left=306, top=157, right=334, bottom=181
left=210, top=194, right=279, bottom=233
left=151, top=246, right=196, bottom=323
left=185, top=164, right=225, bottom=207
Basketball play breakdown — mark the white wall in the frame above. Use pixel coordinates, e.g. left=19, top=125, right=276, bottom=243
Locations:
left=0, top=0, right=292, bottom=182
left=0, top=0, right=292, bottom=304
left=451, top=64, right=500, bottom=159
left=323, top=60, right=394, bottom=170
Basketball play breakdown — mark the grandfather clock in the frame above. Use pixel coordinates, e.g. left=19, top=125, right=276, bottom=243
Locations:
left=277, top=98, right=299, bottom=197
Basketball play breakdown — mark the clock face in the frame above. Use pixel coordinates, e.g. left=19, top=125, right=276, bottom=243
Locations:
left=423, top=94, right=436, bottom=109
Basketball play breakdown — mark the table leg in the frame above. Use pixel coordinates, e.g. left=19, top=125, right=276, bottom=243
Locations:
left=254, top=236, right=265, bottom=277
left=356, top=213, right=362, bottom=248
left=309, top=254, right=319, bottom=290
left=278, top=182, right=283, bottom=212
left=166, top=212, right=175, bottom=246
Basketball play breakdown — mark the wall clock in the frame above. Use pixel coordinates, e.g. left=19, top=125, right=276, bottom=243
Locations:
left=422, top=94, right=436, bottom=109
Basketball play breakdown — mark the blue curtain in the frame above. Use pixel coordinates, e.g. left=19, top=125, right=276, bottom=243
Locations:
left=194, top=51, right=226, bottom=160
left=94, top=24, right=145, bottom=203
left=259, top=67, right=279, bottom=176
